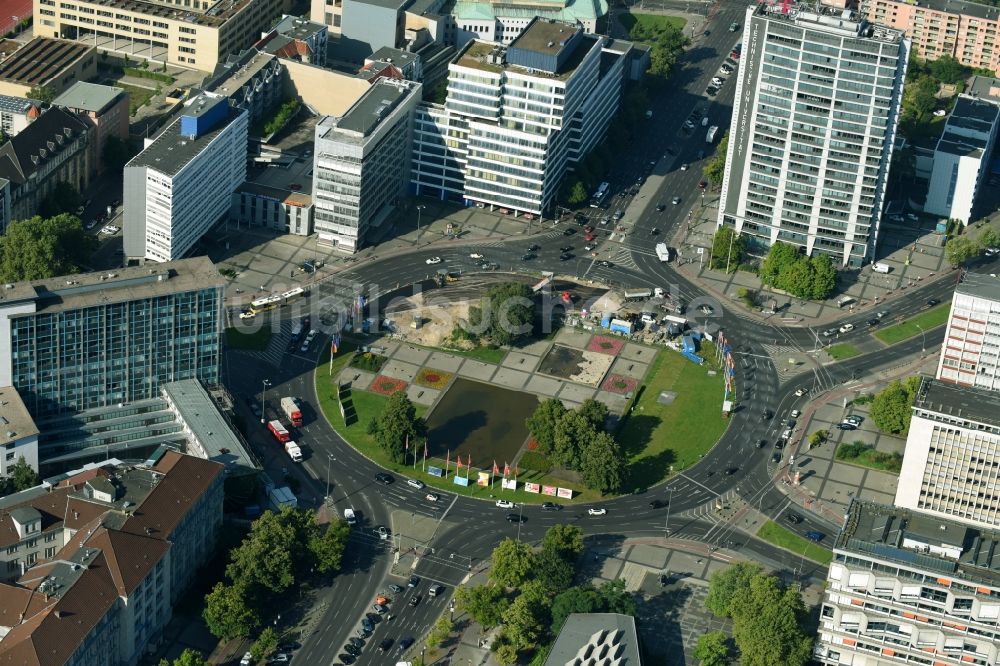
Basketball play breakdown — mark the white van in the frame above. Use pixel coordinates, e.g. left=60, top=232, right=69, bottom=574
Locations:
left=344, top=508, right=357, bottom=525
left=872, top=262, right=891, bottom=274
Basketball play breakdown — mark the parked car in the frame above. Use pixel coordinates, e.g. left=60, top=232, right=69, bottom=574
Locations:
left=376, top=526, right=389, bottom=540
left=408, top=575, right=420, bottom=588
left=378, top=638, right=393, bottom=653
left=805, top=531, right=825, bottom=542
left=398, top=637, right=415, bottom=652
left=729, top=21, right=739, bottom=30
left=409, top=595, right=422, bottom=607
left=389, top=583, right=404, bottom=593
left=425, top=492, right=440, bottom=502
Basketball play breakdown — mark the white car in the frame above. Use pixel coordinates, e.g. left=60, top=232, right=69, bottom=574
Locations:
left=839, top=323, right=855, bottom=333
left=712, top=77, right=725, bottom=86
left=495, top=499, right=514, bottom=509
left=588, top=508, right=607, bottom=516
left=407, top=479, right=425, bottom=489
left=794, top=387, right=808, bottom=397
left=377, top=526, right=389, bottom=540
left=680, top=163, right=689, bottom=171
left=426, top=493, right=440, bottom=502
left=426, top=256, right=442, bottom=265
left=240, top=652, right=253, bottom=666
left=790, top=409, right=801, bottom=418
left=470, top=253, right=484, bottom=259
left=933, top=109, right=947, bottom=117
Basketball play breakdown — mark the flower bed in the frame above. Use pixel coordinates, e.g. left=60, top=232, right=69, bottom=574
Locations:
left=602, top=374, right=638, bottom=395
left=587, top=335, right=626, bottom=356
left=370, top=375, right=408, bottom=396
left=415, top=368, right=453, bottom=389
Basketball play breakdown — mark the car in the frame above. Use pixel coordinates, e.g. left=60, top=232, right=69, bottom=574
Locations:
left=339, top=655, right=356, bottom=664
left=378, top=638, right=393, bottom=653
left=366, top=613, right=381, bottom=624
left=762, top=409, right=773, bottom=421
left=521, top=253, right=535, bottom=261
left=506, top=513, right=525, bottom=523
left=781, top=428, right=793, bottom=440
left=613, top=210, right=624, bottom=221
left=348, top=638, right=364, bottom=648
left=408, top=575, right=420, bottom=588
left=377, top=526, right=389, bottom=540
left=375, top=472, right=394, bottom=485
left=588, top=508, right=607, bottom=516
left=373, top=603, right=388, bottom=614
left=425, top=492, right=440, bottom=502
left=756, top=439, right=767, bottom=449
left=559, top=252, right=572, bottom=261
left=680, top=163, right=689, bottom=171
left=784, top=419, right=797, bottom=429
left=528, top=244, right=540, bottom=251
left=699, top=304, right=714, bottom=315
left=300, top=339, right=312, bottom=353
left=279, top=642, right=301, bottom=652
left=496, top=499, right=514, bottom=509
left=470, top=253, right=484, bottom=259
left=375, top=594, right=389, bottom=605
left=584, top=244, right=597, bottom=252
left=845, top=415, right=862, bottom=425
left=598, top=260, right=613, bottom=268
left=428, top=583, right=445, bottom=597
left=986, top=247, right=1000, bottom=257
left=656, top=202, right=666, bottom=212
left=648, top=499, right=667, bottom=509
left=699, top=180, right=708, bottom=189
left=721, top=65, right=733, bottom=73
left=712, top=76, right=725, bottom=86
left=774, top=439, right=785, bottom=449
left=805, top=530, right=825, bottom=542
left=867, top=318, right=879, bottom=328
left=821, top=328, right=837, bottom=337
left=361, top=617, right=375, bottom=633
left=407, top=479, right=425, bottom=489
left=425, top=256, right=442, bottom=265
left=542, top=502, right=562, bottom=511
left=683, top=119, right=695, bottom=130
left=933, top=109, right=947, bottom=117
left=839, top=323, right=854, bottom=333
left=388, top=583, right=404, bottom=593
left=399, top=637, right=415, bottom=652
left=241, top=652, right=253, bottom=666
left=927, top=298, right=940, bottom=306
left=785, top=512, right=803, bottom=524
left=706, top=86, right=719, bottom=96
left=344, top=644, right=361, bottom=656
left=772, top=452, right=782, bottom=463
left=558, top=246, right=573, bottom=253
left=725, top=467, right=738, bottom=475
left=651, top=227, right=660, bottom=235
left=875, top=310, right=889, bottom=319
left=837, top=422, right=857, bottom=431
left=730, top=21, right=739, bottom=30
left=409, top=594, right=422, bottom=607
left=671, top=196, right=681, bottom=205
left=563, top=227, right=575, bottom=236
left=790, top=409, right=801, bottom=418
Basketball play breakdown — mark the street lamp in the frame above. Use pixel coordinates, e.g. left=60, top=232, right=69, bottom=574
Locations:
left=516, top=503, right=524, bottom=542
left=916, top=323, right=926, bottom=353
left=260, top=379, right=271, bottom=424
left=664, top=487, right=673, bottom=536
left=325, top=453, right=334, bottom=500
left=416, top=204, right=426, bottom=233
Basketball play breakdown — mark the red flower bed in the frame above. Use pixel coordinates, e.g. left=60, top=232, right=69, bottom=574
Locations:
left=371, top=375, right=408, bottom=396
left=587, top=335, right=626, bottom=356
left=602, top=374, right=638, bottom=395
left=526, top=438, right=538, bottom=451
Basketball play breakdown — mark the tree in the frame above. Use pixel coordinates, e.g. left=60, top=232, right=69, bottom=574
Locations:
left=870, top=378, right=919, bottom=434
left=427, top=616, right=454, bottom=648
left=552, top=586, right=603, bottom=633
left=525, top=398, right=566, bottom=455
left=38, top=182, right=82, bottom=218
left=566, top=181, right=589, bottom=205
left=6, top=457, right=38, bottom=492
left=928, top=55, right=967, bottom=84
left=489, top=538, right=537, bottom=588
left=693, top=631, right=730, bottom=666
left=251, top=627, right=278, bottom=662
left=576, top=399, right=609, bottom=432
left=469, top=282, right=535, bottom=346
left=759, top=242, right=798, bottom=287
left=728, top=574, right=812, bottom=666
left=172, top=649, right=208, bottom=666
left=709, top=227, right=745, bottom=272
left=552, top=411, right=595, bottom=469
left=596, top=579, right=636, bottom=617
left=501, top=581, right=550, bottom=651
left=809, top=254, right=837, bottom=300
left=541, top=524, right=584, bottom=562
left=455, top=584, right=509, bottom=629
left=310, top=518, right=350, bottom=574
left=978, top=226, right=1000, bottom=250
left=226, top=510, right=298, bottom=594
left=535, top=547, right=574, bottom=593
left=946, top=236, right=977, bottom=267
left=706, top=561, right=764, bottom=618
left=104, top=136, right=138, bottom=174
left=370, top=390, right=425, bottom=463
left=29, top=85, right=55, bottom=103
left=203, top=582, right=257, bottom=640
left=703, top=133, right=729, bottom=186
left=580, top=432, right=626, bottom=494
left=0, top=214, right=97, bottom=282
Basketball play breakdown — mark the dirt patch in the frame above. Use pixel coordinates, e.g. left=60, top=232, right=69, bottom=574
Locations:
left=384, top=292, right=473, bottom=348
left=538, top=345, right=615, bottom=386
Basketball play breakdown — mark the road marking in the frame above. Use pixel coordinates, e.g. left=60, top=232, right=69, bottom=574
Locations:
left=676, top=472, right=722, bottom=497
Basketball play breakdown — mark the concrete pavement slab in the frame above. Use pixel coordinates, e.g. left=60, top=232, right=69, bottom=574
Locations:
left=554, top=327, right=592, bottom=348
left=557, top=383, right=597, bottom=403
left=827, top=463, right=866, bottom=486
left=426, top=352, right=463, bottom=372
left=523, top=374, right=564, bottom=397
left=502, top=351, right=541, bottom=372
left=456, top=359, right=497, bottom=382
left=407, top=384, right=440, bottom=407
left=593, top=391, right=629, bottom=414
left=381, top=360, right=421, bottom=382
left=859, top=487, right=895, bottom=504
left=610, top=356, right=649, bottom=380
left=393, top=344, right=432, bottom=366
left=491, top=367, right=530, bottom=390
left=339, top=368, right=376, bottom=391
left=619, top=561, right=651, bottom=592
left=620, top=342, right=656, bottom=363
left=515, top=339, right=552, bottom=356
left=627, top=544, right=670, bottom=569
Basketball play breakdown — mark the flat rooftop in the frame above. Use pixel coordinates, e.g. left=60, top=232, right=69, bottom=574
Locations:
left=755, top=2, right=904, bottom=42
left=128, top=101, right=244, bottom=177
left=912, top=377, right=1000, bottom=428
left=949, top=95, right=1000, bottom=128
left=368, top=46, right=418, bottom=69
left=455, top=33, right=596, bottom=80
left=351, top=0, right=410, bottom=9
left=509, top=17, right=580, bottom=58
left=0, top=38, right=93, bottom=87
left=936, top=133, right=985, bottom=157
left=0, top=386, right=38, bottom=447
left=837, top=499, right=1000, bottom=589
left=902, top=0, right=1000, bottom=21
left=204, top=49, right=277, bottom=96
left=967, top=75, right=1000, bottom=103
left=0, top=256, right=224, bottom=314
left=325, top=79, right=416, bottom=137
left=77, top=0, right=259, bottom=28
left=52, top=81, right=125, bottom=114
left=274, top=15, right=327, bottom=39
left=544, top=613, right=642, bottom=666
left=161, top=380, right=256, bottom=476
left=955, top=270, right=1000, bottom=302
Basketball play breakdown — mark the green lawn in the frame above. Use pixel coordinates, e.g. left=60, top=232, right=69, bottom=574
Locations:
left=835, top=443, right=903, bottom=474
left=757, top=521, right=833, bottom=565
left=618, top=13, right=687, bottom=37
left=116, top=82, right=155, bottom=115
left=825, top=343, right=860, bottom=360
left=225, top=327, right=273, bottom=351
left=314, top=341, right=599, bottom=503
left=874, top=305, right=949, bottom=345
left=617, top=345, right=728, bottom=489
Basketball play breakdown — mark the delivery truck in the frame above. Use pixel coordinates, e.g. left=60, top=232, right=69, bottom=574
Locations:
left=268, top=486, right=297, bottom=512
left=284, top=441, right=303, bottom=462
left=281, top=396, right=303, bottom=427
left=267, top=419, right=290, bottom=443
left=655, top=243, right=672, bottom=262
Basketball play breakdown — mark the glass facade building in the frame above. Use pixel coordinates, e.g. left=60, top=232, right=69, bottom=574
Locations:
left=0, top=257, right=224, bottom=421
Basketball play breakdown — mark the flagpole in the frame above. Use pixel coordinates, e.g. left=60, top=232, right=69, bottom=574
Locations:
left=413, top=439, right=417, bottom=471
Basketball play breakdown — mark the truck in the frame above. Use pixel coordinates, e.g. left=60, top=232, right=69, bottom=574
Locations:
left=609, top=318, right=634, bottom=335
left=290, top=321, right=304, bottom=343
left=284, top=441, right=303, bottom=463
left=268, top=486, right=297, bottom=512
left=623, top=288, right=653, bottom=301
left=655, top=243, right=672, bottom=262
left=872, top=262, right=891, bottom=274
left=706, top=125, right=719, bottom=143
left=281, top=396, right=303, bottom=427
left=267, top=419, right=290, bottom=443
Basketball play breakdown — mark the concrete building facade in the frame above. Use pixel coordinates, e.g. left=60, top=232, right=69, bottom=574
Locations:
left=124, top=94, right=248, bottom=263
left=815, top=499, right=1000, bottom=666
left=451, top=0, right=607, bottom=47
left=34, top=0, right=293, bottom=72
left=0, top=38, right=97, bottom=99
left=717, top=3, right=908, bottom=267
left=936, top=272, right=1000, bottom=390
left=0, top=386, right=39, bottom=478
left=53, top=82, right=130, bottom=177
left=312, top=77, right=421, bottom=251
left=0, top=257, right=225, bottom=422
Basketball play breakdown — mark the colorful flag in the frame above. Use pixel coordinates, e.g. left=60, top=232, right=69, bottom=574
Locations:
left=446, top=449, right=450, bottom=476
left=331, top=334, right=340, bottom=354
left=514, top=464, right=519, bottom=481
left=456, top=456, right=463, bottom=472
left=422, top=441, right=428, bottom=472
left=466, top=454, right=472, bottom=479
left=424, top=442, right=429, bottom=460
left=503, top=462, right=510, bottom=478
left=493, top=460, right=500, bottom=475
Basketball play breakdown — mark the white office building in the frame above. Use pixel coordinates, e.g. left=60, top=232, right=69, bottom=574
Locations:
left=124, top=94, right=248, bottom=263
left=936, top=272, right=1000, bottom=390
left=450, top=0, right=607, bottom=47
left=312, top=78, right=422, bottom=252
left=814, top=498, right=1000, bottom=666
left=412, top=18, right=630, bottom=219
left=717, top=3, right=908, bottom=267
left=924, top=95, right=1000, bottom=225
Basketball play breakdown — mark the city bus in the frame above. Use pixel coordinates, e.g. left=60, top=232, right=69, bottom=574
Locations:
left=589, top=182, right=610, bottom=208
left=245, top=287, right=307, bottom=317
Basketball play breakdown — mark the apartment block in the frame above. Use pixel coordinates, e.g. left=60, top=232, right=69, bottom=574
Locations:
left=0, top=95, right=42, bottom=138
left=863, top=0, right=1000, bottom=76
left=936, top=272, right=1000, bottom=389
left=411, top=18, right=633, bottom=219
left=34, top=0, right=293, bottom=72
left=0, top=387, right=39, bottom=478
left=0, top=450, right=224, bottom=665
left=814, top=499, right=1000, bottom=666
left=0, top=257, right=225, bottom=422
left=257, top=14, right=329, bottom=66
left=53, top=82, right=130, bottom=177
left=450, top=0, right=606, bottom=47
left=124, top=93, right=248, bottom=263
left=202, top=49, right=285, bottom=126
left=312, top=77, right=421, bottom=252
left=0, top=38, right=97, bottom=98
left=717, top=3, right=908, bottom=268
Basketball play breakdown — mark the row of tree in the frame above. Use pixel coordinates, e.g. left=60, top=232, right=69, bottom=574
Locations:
left=709, top=227, right=745, bottom=273
left=455, top=524, right=635, bottom=664
left=0, top=213, right=96, bottom=282
left=526, top=398, right=626, bottom=494
left=626, top=18, right=690, bottom=80
left=702, top=132, right=728, bottom=187
left=202, top=507, right=350, bottom=641
left=759, top=242, right=837, bottom=300
left=705, top=562, right=813, bottom=666
left=945, top=225, right=1000, bottom=267
left=869, top=375, right=922, bottom=435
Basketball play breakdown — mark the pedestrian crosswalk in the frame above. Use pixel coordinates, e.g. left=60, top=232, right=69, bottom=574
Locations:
left=241, top=319, right=293, bottom=367
left=760, top=344, right=812, bottom=379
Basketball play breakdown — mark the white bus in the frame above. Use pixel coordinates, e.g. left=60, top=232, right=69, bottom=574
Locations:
left=589, top=182, right=610, bottom=208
